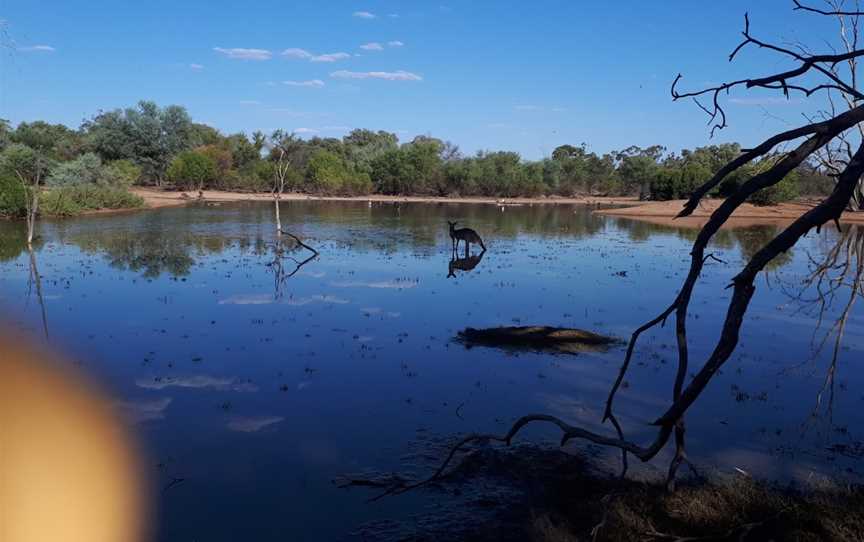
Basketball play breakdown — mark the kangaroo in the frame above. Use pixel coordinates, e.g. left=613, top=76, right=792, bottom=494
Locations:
left=448, top=221, right=486, bottom=253
left=447, top=251, right=485, bottom=278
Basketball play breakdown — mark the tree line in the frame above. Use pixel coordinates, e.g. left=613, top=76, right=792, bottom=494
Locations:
left=1, top=100, right=834, bottom=219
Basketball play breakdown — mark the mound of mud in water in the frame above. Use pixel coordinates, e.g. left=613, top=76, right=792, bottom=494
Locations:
left=457, top=326, right=621, bottom=355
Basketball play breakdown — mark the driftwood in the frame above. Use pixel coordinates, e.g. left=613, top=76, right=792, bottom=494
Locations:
left=457, top=326, right=620, bottom=355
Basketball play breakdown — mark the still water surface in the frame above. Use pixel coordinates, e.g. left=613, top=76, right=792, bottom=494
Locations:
left=0, top=201, right=862, bottom=540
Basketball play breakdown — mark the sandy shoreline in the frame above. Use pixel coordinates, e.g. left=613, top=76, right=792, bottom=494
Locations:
left=130, top=188, right=631, bottom=209
left=128, top=188, right=864, bottom=228
left=594, top=198, right=864, bottom=227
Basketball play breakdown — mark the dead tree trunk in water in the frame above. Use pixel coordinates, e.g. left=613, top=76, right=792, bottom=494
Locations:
left=16, top=162, right=44, bottom=248
left=268, top=130, right=296, bottom=236
left=343, top=2, right=864, bottom=498
left=273, top=149, right=288, bottom=236
left=27, top=248, right=49, bottom=341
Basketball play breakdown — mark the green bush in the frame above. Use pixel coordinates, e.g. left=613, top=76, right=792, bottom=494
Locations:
left=749, top=173, right=800, bottom=206
left=648, top=162, right=710, bottom=201
left=0, top=172, right=27, bottom=217
left=40, top=185, right=145, bottom=216
left=166, top=151, right=217, bottom=191
left=103, top=160, right=141, bottom=187
left=0, top=224, right=27, bottom=262
left=212, top=160, right=277, bottom=192
left=307, top=150, right=371, bottom=195
left=342, top=171, right=373, bottom=195
left=46, top=154, right=141, bottom=189
left=46, top=153, right=104, bottom=186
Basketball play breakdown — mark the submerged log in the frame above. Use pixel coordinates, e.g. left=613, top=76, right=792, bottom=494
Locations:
left=457, top=326, right=620, bottom=355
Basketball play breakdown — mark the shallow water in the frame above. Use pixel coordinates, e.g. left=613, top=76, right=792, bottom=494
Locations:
left=1, top=201, right=862, bottom=540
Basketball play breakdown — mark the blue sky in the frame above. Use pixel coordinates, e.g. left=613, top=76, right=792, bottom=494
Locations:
left=0, top=0, right=842, bottom=159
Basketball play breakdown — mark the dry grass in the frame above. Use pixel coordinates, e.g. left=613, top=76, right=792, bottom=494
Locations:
left=350, top=444, right=863, bottom=541
left=536, top=476, right=864, bottom=541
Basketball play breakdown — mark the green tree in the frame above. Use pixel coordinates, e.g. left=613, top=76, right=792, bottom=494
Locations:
left=307, top=150, right=349, bottom=193
left=617, top=145, right=665, bottom=197
left=84, top=101, right=194, bottom=185
left=0, top=144, right=52, bottom=244
left=12, top=121, right=83, bottom=160
left=167, top=151, right=217, bottom=191
left=0, top=119, right=12, bottom=151
left=343, top=129, right=399, bottom=176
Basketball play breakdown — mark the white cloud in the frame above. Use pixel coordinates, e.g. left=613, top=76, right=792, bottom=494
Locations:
left=515, top=104, right=542, bottom=111
left=282, top=48, right=349, bottom=62
left=284, top=79, right=325, bottom=88
left=287, top=294, right=348, bottom=305
left=293, top=128, right=320, bottom=134
left=266, top=108, right=320, bottom=117
left=387, top=13, right=400, bottom=18
left=387, top=40, right=404, bottom=47
left=322, top=125, right=351, bottom=131
left=330, top=279, right=418, bottom=289
left=227, top=416, right=284, bottom=433
left=213, top=47, right=272, bottom=60
left=353, top=11, right=377, bottom=19
left=19, top=45, right=55, bottom=53
left=330, top=70, right=422, bottom=81
left=728, top=97, right=805, bottom=106
left=360, top=42, right=384, bottom=51
left=282, top=48, right=313, bottom=59
left=311, top=52, right=350, bottom=62
left=219, top=293, right=347, bottom=305
left=115, top=398, right=172, bottom=424
left=189, top=63, right=204, bottom=70
left=137, top=375, right=258, bottom=392
left=218, top=294, right=272, bottom=305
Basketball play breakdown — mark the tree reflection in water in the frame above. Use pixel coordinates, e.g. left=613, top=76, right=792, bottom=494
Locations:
left=782, top=225, right=864, bottom=423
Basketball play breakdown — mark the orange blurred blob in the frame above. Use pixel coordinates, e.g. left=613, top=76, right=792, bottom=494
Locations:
left=0, top=333, right=148, bottom=542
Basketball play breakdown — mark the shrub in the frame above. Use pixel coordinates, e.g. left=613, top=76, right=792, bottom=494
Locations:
left=307, top=150, right=370, bottom=194
left=46, top=153, right=105, bottom=186
left=342, top=172, right=373, bottom=195
left=166, top=151, right=217, bottom=191
left=648, top=162, right=710, bottom=201
left=749, top=173, right=800, bottom=206
left=40, top=185, right=145, bottom=216
left=0, top=172, right=27, bottom=217
left=46, top=154, right=141, bottom=189
left=197, top=144, right=233, bottom=175
left=103, top=160, right=141, bottom=187
left=0, top=224, right=27, bottom=262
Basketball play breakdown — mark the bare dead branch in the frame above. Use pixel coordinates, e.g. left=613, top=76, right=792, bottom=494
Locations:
left=794, top=0, right=864, bottom=16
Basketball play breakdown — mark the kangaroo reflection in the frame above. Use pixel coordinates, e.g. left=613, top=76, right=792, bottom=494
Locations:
left=447, top=248, right=486, bottom=278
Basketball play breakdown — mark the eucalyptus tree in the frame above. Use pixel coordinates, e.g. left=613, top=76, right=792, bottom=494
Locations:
left=0, top=144, right=51, bottom=246
left=84, top=101, right=193, bottom=186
